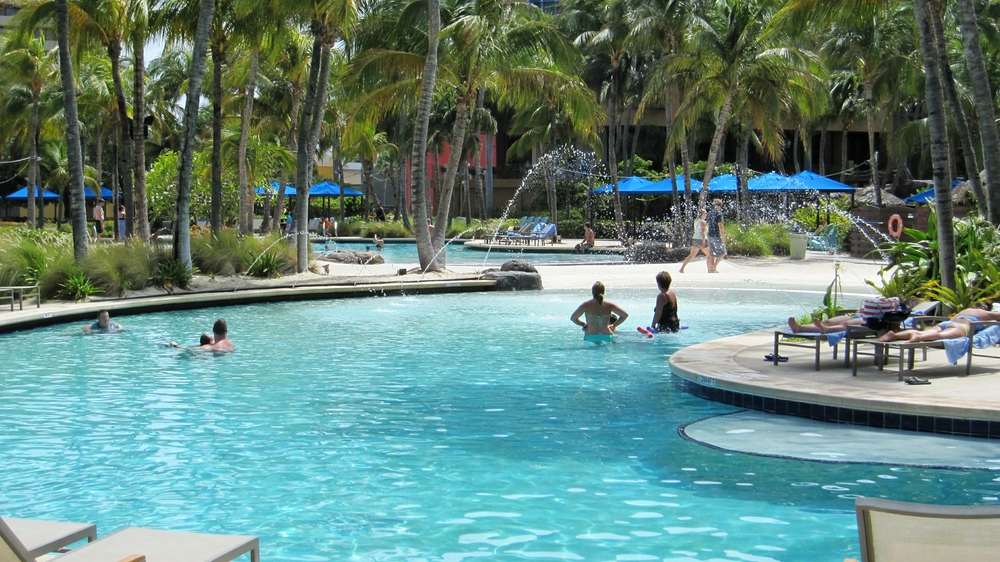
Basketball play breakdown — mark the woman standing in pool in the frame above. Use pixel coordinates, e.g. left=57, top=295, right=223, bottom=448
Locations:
left=570, top=282, right=629, bottom=342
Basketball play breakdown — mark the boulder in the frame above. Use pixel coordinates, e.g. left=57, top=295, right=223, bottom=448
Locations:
left=481, top=270, right=543, bottom=291
left=320, top=250, right=386, bottom=265
left=500, top=260, right=538, bottom=273
left=625, top=241, right=690, bottom=263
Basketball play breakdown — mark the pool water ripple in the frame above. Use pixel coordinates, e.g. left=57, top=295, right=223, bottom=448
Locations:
left=2, top=290, right=998, bottom=561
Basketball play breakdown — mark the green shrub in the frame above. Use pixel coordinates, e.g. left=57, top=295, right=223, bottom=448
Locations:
left=152, top=257, right=193, bottom=291
left=192, top=229, right=245, bottom=276
left=83, top=241, right=159, bottom=297
left=247, top=251, right=283, bottom=277
left=241, top=233, right=295, bottom=276
left=59, top=271, right=101, bottom=301
left=726, top=223, right=790, bottom=257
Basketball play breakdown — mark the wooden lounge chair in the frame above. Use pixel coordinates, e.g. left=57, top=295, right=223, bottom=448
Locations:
left=854, top=497, right=1000, bottom=562
left=1, top=517, right=259, bottom=562
left=2, top=517, right=96, bottom=558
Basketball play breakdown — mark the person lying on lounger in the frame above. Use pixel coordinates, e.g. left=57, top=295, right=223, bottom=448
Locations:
left=787, top=314, right=865, bottom=334
left=878, top=303, right=1000, bottom=343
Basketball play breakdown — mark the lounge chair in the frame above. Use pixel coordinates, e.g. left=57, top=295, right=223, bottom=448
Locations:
left=807, top=224, right=840, bottom=252
left=2, top=517, right=96, bottom=558
left=527, top=223, right=558, bottom=245
left=841, top=301, right=940, bottom=368
left=851, top=320, right=1000, bottom=380
left=0, top=517, right=259, bottom=562
left=853, top=497, right=1000, bottom=562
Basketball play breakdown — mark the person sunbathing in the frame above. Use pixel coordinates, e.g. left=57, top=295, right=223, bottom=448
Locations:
left=787, top=314, right=864, bottom=334
left=878, top=303, right=1000, bottom=343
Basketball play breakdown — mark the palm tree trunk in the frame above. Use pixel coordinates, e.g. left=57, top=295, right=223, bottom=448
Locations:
left=295, top=36, right=324, bottom=272
left=55, top=0, right=88, bottom=258
left=864, top=75, right=880, bottom=201
left=173, top=0, right=216, bottom=269
left=608, top=69, right=624, bottom=238
left=818, top=128, right=827, bottom=176
left=412, top=0, right=440, bottom=271
left=954, top=0, right=1000, bottom=223
left=273, top=87, right=302, bottom=231
left=840, top=124, right=849, bottom=184
left=95, top=123, right=103, bottom=192
left=681, top=127, right=692, bottom=225
left=792, top=130, right=801, bottom=174
left=929, top=5, right=989, bottom=212
left=210, top=43, right=224, bottom=235
left=109, top=43, right=134, bottom=238
left=333, top=133, right=344, bottom=223
left=27, top=96, right=39, bottom=229
left=133, top=33, right=149, bottom=241
left=296, top=41, right=332, bottom=270
left=737, top=128, right=750, bottom=223
left=238, top=48, right=259, bottom=234
left=699, top=86, right=736, bottom=208
left=913, top=0, right=956, bottom=290
left=431, top=93, right=472, bottom=268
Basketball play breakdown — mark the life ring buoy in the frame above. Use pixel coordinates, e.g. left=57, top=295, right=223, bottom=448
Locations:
left=888, top=214, right=904, bottom=239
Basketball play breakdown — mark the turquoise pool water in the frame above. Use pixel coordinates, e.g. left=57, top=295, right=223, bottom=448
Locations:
left=2, top=289, right=998, bottom=561
left=313, top=241, right=625, bottom=266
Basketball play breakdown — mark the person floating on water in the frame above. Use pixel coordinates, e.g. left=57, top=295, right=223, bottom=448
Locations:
left=170, top=333, right=214, bottom=348
left=570, top=281, right=628, bottom=343
left=83, top=310, right=123, bottom=333
left=650, top=271, right=681, bottom=333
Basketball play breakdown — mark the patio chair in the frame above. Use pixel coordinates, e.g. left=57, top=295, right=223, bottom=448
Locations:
left=807, top=224, right=840, bottom=252
left=853, top=497, right=1000, bottom=562
left=841, top=301, right=940, bottom=368
left=2, top=517, right=96, bottom=559
left=0, top=517, right=259, bottom=562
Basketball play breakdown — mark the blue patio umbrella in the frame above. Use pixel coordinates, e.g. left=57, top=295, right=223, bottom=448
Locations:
left=787, top=171, right=855, bottom=193
left=747, top=172, right=793, bottom=192
left=589, top=176, right=655, bottom=195
left=5, top=186, right=59, bottom=200
left=708, top=174, right=737, bottom=192
left=84, top=187, right=115, bottom=199
left=903, top=179, right=964, bottom=203
left=637, top=176, right=704, bottom=195
left=310, top=181, right=364, bottom=197
left=257, top=182, right=296, bottom=196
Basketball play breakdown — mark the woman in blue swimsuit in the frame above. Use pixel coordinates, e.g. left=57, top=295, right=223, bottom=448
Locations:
left=571, top=282, right=629, bottom=342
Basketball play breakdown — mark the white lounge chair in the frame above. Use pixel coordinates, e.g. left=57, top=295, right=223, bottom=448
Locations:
left=1, top=517, right=259, bottom=562
left=2, top=517, right=96, bottom=558
left=853, top=497, right=1000, bottom=562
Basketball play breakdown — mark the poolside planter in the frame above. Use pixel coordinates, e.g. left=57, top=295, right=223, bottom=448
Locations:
left=789, top=232, right=808, bottom=260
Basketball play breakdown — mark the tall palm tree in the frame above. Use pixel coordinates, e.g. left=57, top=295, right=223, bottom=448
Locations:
left=673, top=0, right=796, bottom=207
left=411, top=0, right=441, bottom=271
left=54, top=0, right=89, bottom=255
left=172, top=0, right=216, bottom=270
left=953, top=0, right=1000, bottom=223
left=2, top=31, right=55, bottom=229
left=576, top=0, right=632, bottom=237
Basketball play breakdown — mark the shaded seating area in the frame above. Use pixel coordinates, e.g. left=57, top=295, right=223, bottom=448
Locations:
left=1, top=516, right=260, bottom=562
left=850, top=497, right=1000, bottom=562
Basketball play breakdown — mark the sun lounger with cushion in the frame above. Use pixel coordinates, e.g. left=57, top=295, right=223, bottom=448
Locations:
left=854, top=497, right=1000, bottom=562
left=2, top=517, right=96, bottom=558
left=1, top=517, right=259, bottom=562
left=851, top=321, right=1000, bottom=380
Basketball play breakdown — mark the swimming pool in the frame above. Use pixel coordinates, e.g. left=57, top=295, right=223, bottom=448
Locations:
left=2, top=289, right=997, bottom=561
left=313, top=241, right=625, bottom=267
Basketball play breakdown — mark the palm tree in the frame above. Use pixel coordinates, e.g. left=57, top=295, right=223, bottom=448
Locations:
left=576, top=0, right=632, bottom=238
left=821, top=1, right=915, bottom=201
left=953, top=0, right=1000, bottom=223
left=2, top=31, right=55, bottom=229
left=130, top=0, right=151, bottom=240
left=673, top=0, right=796, bottom=207
left=172, top=0, right=216, bottom=271
left=54, top=0, right=89, bottom=254
left=411, top=0, right=441, bottom=271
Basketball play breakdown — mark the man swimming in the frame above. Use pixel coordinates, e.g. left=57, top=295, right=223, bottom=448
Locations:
left=83, top=310, right=123, bottom=333
left=205, top=318, right=236, bottom=352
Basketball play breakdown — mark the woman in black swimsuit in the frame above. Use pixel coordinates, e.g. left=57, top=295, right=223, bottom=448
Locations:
left=652, top=271, right=680, bottom=332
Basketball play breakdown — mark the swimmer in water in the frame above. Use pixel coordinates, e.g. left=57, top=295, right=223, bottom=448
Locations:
left=570, top=282, right=628, bottom=342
